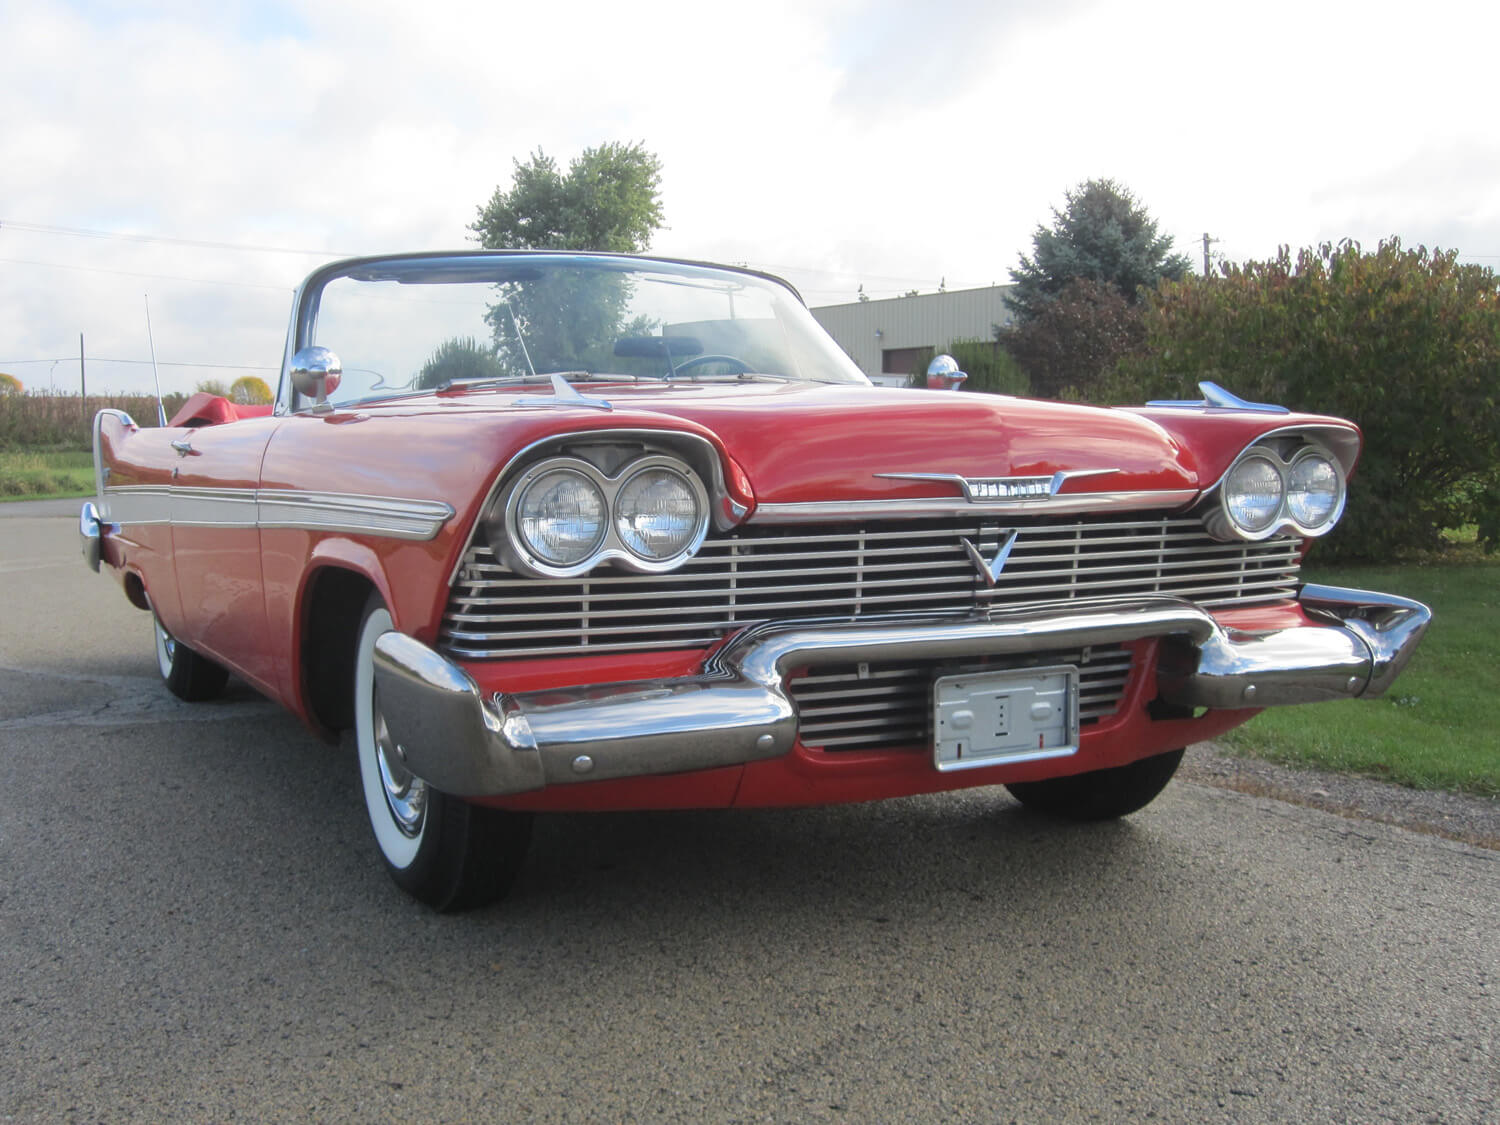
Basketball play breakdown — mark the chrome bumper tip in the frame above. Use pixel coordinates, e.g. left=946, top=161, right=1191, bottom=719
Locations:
left=79, top=501, right=103, bottom=573
left=371, top=630, right=797, bottom=798
left=1159, top=583, right=1431, bottom=709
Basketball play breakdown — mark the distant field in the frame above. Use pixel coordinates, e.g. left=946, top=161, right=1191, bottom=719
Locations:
left=0, top=448, right=95, bottom=500
left=0, top=391, right=179, bottom=449
left=1224, top=545, right=1499, bottom=798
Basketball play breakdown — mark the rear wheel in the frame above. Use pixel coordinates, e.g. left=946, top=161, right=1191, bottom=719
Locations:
left=352, top=596, right=532, bottom=911
left=1005, top=748, right=1185, bottom=821
left=152, top=611, right=229, bottom=701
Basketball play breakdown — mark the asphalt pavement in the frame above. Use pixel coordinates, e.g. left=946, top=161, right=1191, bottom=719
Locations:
left=2, top=503, right=1497, bottom=1123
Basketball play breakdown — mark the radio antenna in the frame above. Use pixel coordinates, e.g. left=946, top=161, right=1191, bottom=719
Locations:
left=143, top=294, right=167, bottom=427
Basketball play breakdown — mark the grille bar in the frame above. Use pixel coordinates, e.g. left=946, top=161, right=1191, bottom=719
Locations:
left=791, top=646, right=1135, bottom=751
left=440, top=515, right=1301, bottom=659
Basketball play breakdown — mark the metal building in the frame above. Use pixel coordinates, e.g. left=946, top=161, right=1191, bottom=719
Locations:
left=811, top=286, right=1017, bottom=386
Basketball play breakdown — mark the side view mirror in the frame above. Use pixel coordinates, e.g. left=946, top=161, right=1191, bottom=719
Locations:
left=925, top=354, right=968, bottom=391
left=290, top=346, right=342, bottom=412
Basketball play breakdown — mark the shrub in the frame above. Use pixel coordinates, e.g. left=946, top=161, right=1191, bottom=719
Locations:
left=1000, top=278, right=1146, bottom=398
left=1106, top=239, right=1500, bottom=559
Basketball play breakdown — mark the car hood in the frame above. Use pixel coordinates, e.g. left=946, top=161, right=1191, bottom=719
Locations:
left=388, top=381, right=1200, bottom=507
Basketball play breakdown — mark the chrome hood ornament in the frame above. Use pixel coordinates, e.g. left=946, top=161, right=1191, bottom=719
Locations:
left=961, top=530, right=1020, bottom=587
left=876, top=468, right=1119, bottom=503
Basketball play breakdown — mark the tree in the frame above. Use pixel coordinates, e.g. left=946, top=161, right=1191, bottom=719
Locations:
left=1001, top=278, right=1146, bottom=399
left=417, top=337, right=509, bottom=389
left=194, top=378, right=229, bottom=397
left=1107, top=238, right=1500, bottom=558
left=0, top=372, right=21, bottom=395
left=471, top=143, right=665, bottom=374
left=229, top=375, right=272, bottom=404
left=471, top=142, right=665, bottom=253
left=1006, top=179, right=1190, bottom=323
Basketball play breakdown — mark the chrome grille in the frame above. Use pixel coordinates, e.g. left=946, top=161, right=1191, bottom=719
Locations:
left=791, top=645, right=1135, bottom=751
left=440, top=516, right=1302, bottom=659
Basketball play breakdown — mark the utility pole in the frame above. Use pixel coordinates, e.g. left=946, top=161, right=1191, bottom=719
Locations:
left=1202, top=232, right=1218, bottom=276
left=79, top=333, right=86, bottom=418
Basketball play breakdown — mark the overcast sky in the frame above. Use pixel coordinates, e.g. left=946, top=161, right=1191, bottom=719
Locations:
left=4, top=0, right=1497, bottom=396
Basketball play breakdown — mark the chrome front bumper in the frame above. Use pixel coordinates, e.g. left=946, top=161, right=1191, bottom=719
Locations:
left=371, top=584, right=1430, bottom=798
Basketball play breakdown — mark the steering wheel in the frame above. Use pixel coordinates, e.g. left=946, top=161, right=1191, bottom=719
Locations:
left=672, top=354, right=753, bottom=375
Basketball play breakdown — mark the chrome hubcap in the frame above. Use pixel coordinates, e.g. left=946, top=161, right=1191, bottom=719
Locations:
left=372, top=694, right=427, bottom=837
left=154, top=617, right=176, bottom=676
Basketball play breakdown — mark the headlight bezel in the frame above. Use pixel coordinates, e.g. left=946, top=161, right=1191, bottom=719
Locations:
left=493, top=453, right=710, bottom=578
left=511, top=463, right=608, bottom=569
left=1206, top=441, right=1347, bottom=541
left=613, top=461, right=709, bottom=564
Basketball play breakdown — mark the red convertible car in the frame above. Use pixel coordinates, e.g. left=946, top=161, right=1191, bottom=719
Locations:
left=81, top=251, right=1430, bottom=909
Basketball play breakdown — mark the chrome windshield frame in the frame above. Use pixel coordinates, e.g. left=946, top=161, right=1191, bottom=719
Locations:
left=275, top=251, right=851, bottom=416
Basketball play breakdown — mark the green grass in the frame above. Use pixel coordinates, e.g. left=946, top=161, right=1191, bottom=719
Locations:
left=1222, top=543, right=1500, bottom=797
left=0, top=448, right=95, bottom=500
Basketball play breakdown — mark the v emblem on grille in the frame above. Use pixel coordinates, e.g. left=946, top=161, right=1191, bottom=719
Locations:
left=961, top=530, right=1020, bottom=588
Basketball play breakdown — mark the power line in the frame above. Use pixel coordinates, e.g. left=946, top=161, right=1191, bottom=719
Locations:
left=2, top=218, right=1013, bottom=293
left=0, top=356, right=277, bottom=371
left=0, top=219, right=350, bottom=257
left=0, top=255, right=294, bottom=291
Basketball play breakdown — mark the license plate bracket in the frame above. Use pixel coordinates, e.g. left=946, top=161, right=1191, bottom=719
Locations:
left=933, top=664, right=1079, bottom=772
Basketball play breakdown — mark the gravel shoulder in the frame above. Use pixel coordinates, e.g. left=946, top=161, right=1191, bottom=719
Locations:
left=1183, top=741, right=1500, bottom=850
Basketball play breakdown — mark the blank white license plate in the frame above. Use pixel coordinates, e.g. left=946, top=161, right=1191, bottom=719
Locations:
left=933, top=665, right=1079, bottom=772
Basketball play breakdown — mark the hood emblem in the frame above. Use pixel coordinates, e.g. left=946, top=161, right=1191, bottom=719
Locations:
left=875, top=469, right=1118, bottom=503
left=961, top=531, right=1020, bottom=587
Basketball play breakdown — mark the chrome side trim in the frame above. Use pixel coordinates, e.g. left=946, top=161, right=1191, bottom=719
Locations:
left=167, top=486, right=260, bottom=528
left=372, top=586, right=1430, bottom=798
left=256, top=489, right=455, bottom=539
left=103, top=485, right=175, bottom=527
left=749, top=490, right=1199, bottom=522
left=101, top=485, right=454, bottom=541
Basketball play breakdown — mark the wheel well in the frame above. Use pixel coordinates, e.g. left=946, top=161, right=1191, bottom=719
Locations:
left=123, top=572, right=150, bottom=611
left=301, top=567, right=375, bottom=734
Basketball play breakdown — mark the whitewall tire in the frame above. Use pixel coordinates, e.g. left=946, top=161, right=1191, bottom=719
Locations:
left=152, top=610, right=228, bottom=702
left=351, top=596, right=532, bottom=910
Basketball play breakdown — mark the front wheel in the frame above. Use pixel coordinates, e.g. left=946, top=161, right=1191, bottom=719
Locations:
left=352, top=597, right=532, bottom=911
left=1005, top=748, right=1185, bottom=821
left=153, top=611, right=228, bottom=702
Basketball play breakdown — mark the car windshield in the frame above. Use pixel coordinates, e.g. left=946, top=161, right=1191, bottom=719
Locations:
left=297, top=254, right=869, bottom=407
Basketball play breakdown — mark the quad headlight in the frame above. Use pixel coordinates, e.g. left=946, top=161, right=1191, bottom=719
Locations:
left=1208, top=442, right=1346, bottom=541
left=614, top=465, right=703, bottom=561
left=1285, top=452, right=1341, bottom=530
left=514, top=468, right=606, bottom=566
left=493, top=453, right=710, bottom=577
left=1223, top=454, right=1284, bottom=534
